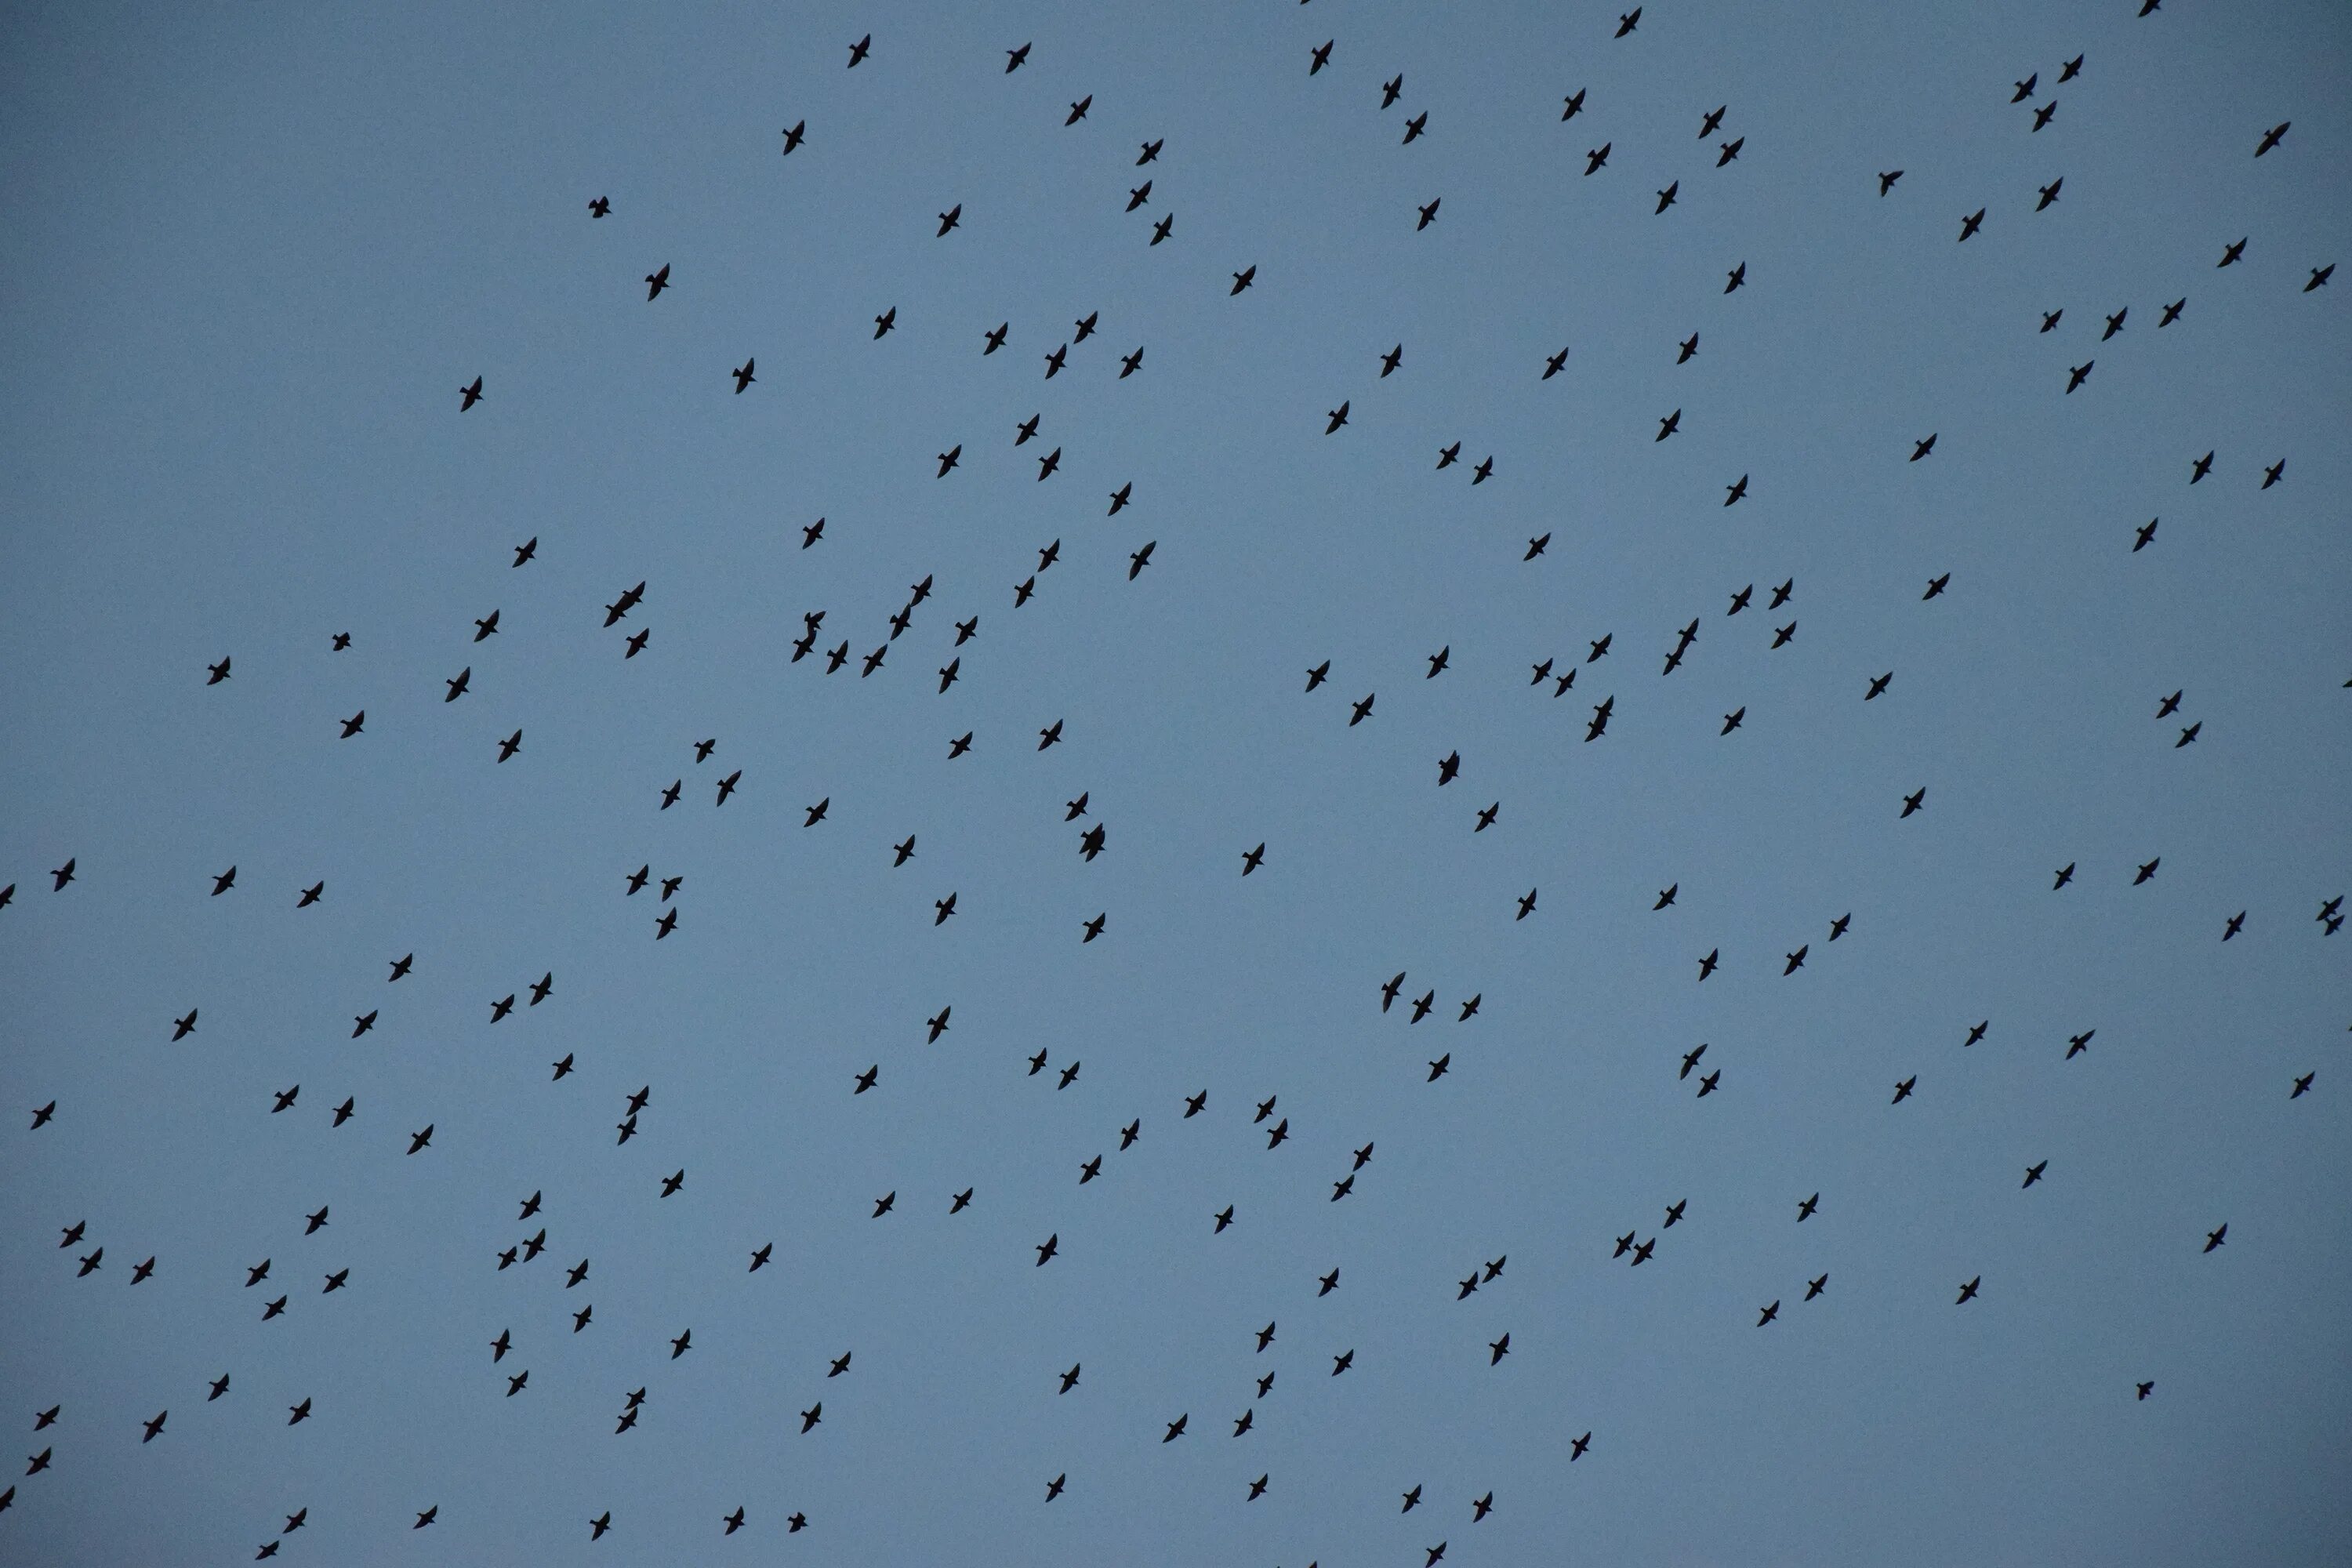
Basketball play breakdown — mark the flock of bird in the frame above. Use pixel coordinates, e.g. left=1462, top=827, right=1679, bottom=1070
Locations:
left=5, top=4, right=2344, bottom=1563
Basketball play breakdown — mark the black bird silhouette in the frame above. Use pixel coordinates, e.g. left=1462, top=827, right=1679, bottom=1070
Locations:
left=847, top=33, right=869, bottom=66
left=935, top=204, right=960, bottom=237
left=1310, top=40, right=1332, bottom=74
left=1585, top=143, right=1611, bottom=175
left=2256, top=122, right=2289, bottom=156
left=1005, top=43, right=1029, bottom=72
left=1563, top=89, right=1586, bottom=120
left=1656, top=181, right=1678, bottom=214
left=780, top=120, right=804, bottom=154
left=1616, top=9, right=1641, bottom=37
left=1879, top=169, right=1903, bottom=195
left=2218, top=238, right=2246, bottom=267
left=1065, top=95, right=1091, bottom=125
left=1959, top=208, right=1985, bottom=241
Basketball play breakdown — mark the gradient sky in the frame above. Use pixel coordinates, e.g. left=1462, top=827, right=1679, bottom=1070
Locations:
left=3, top=2, right=2348, bottom=1564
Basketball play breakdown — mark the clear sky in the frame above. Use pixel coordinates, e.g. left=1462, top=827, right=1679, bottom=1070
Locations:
left=2, top=2, right=2347, bottom=1564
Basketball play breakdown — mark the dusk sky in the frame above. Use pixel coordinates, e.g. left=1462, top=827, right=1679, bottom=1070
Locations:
left=2, top=2, right=2347, bottom=1564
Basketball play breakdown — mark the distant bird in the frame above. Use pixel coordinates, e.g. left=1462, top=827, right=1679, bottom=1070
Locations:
left=1310, top=40, right=1332, bottom=74
left=780, top=121, right=805, bottom=154
left=2256, top=122, right=2289, bottom=156
left=1418, top=198, right=1441, bottom=230
left=732, top=359, right=754, bottom=394
left=1900, top=788, right=1926, bottom=818
left=936, top=204, right=960, bottom=237
left=1879, top=169, right=1903, bottom=195
left=847, top=33, right=869, bottom=66
left=1892, top=1076, right=1916, bottom=1103
left=1563, top=89, right=1586, bottom=120
left=1956, top=1276, right=1980, bottom=1305
left=459, top=376, right=483, bottom=411
left=2024, top=1161, right=2047, bottom=1188
left=2035, top=178, right=2061, bottom=211
left=2218, top=238, right=2247, bottom=267
left=1959, top=208, right=1984, bottom=241
left=2204, top=1224, right=2227, bottom=1253
left=1065, top=95, right=1091, bottom=125
left=1616, top=9, right=1641, bottom=37
left=2068, top=361, right=2094, bottom=394
left=1327, top=401, right=1349, bottom=434
left=1586, top=143, right=1611, bottom=175
left=2159, top=298, right=2184, bottom=327
left=1490, top=1333, right=1511, bottom=1364
left=1655, top=181, right=1678, bottom=214
left=644, top=263, right=669, bottom=300
left=1911, top=434, right=1936, bottom=461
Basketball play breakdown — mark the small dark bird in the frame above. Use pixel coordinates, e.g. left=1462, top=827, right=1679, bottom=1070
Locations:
left=2160, top=298, right=2184, bottom=327
left=1959, top=208, right=1985, bottom=241
left=1698, top=949, right=1719, bottom=980
left=1893, top=1076, right=1917, bottom=1103
left=1965, top=1021, right=1989, bottom=1047
left=1956, top=1276, right=1980, bottom=1305
left=1924, top=572, right=1951, bottom=599
left=2291, top=1073, right=2314, bottom=1098
left=407, top=1124, right=432, bottom=1154
left=2068, top=361, right=2095, bottom=394
left=2061, top=55, right=2084, bottom=81
left=781, top=121, right=805, bottom=154
left=1911, top=434, right=1937, bottom=461
left=1563, top=89, right=1586, bottom=120
left=1616, top=9, right=1641, bottom=37
left=2218, top=238, right=2247, bottom=267
left=1150, top=214, right=1174, bottom=245
left=1655, top=182, right=1678, bottom=214
left=2134, top=858, right=2160, bottom=885
left=1901, top=788, right=1926, bottom=818
left=2055, top=862, right=2075, bottom=889
left=2222, top=911, right=2243, bottom=940
left=1725, top=474, right=1748, bottom=505
left=1758, top=1301, right=1780, bottom=1327
left=2262, top=459, right=2285, bottom=489
left=1310, top=40, right=1332, bottom=74
left=874, top=307, right=896, bottom=339
left=1417, top=198, right=1441, bottom=230
left=1005, top=42, right=1029, bottom=71
left=1065, top=95, right=1091, bottom=125
left=1428, top=1054, right=1450, bottom=1081
left=935, top=204, right=960, bottom=238
left=1242, top=843, right=1266, bottom=876
left=1490, top=1333, right=1511, bottom=1364
left=2308, top=265, right=2334, bottom=291
left=1138, top=139, right=1163, bottom=164
left=332, top=1096, right=356, bottom=1123
left=2204, top=1224, right=2227, bottom=1253
left=1798, top=1192, right=1820, bottom=1221
left=644, top=263, right=670, bottom=301
left=1214, top=1206, right=1236, bottom=1232
left=1879, top=169, right=1903, bottom=195
left=2192, top=451, right=2214, bottom=483
left=459, top=376, right=483, bottom=411
left=2256, top=122, right=2289, bottom=157
left=847, top=33, right=869, bottom=66
left=1718, top=136, right=1743, bottom=165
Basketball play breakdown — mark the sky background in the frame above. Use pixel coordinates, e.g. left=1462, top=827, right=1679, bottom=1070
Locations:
left=2, top=1, right=2348, bottom=1563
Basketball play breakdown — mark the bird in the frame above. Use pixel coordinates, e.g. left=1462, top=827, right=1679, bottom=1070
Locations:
left=1798, top=1192, right=1820, bottom=1221
left=2192, top=451, right=2214, bottom=483
left=1231, top=265, right=1256, bottom=295
left=2262, top=459, right=2285, bottom=489
left=1656, top=181, right=1678, bottom=214
left=1326, top=401, right=1349, bottom=434
left=2134, top=858, right=2161, bottom=884
left=2218, top=238, right=2247, bottom=267
left=2308, top=265, right=2335, bottom=291
left=1924, top=572, right=1951, bottom=599
left=1698, top=949, right=1719, bottom=981
left=1725, top=474, right=1748, bottom=505
left=1586, top=143, right=1611, bottom=175
left=2205, top=1224, right=2227, bottom=1253
left=1719, top=136, right=1744, bottom=164
left=1900, top=788, right=1926, bottom=818
left=1417, top=198, right=1441, bottom=230
left=2291, top=1073, right=2314, bottom=1098
left=780, top=120, right=805, bottom=154
left=2068, top=361, right=2095, bottom=393
left=935, top=204, right=960, bottom=237
left=1490, top=1333, right=1511, bottom=1364
left=873, top=307, right=896, bottom=339
left=1959, top=208, right=1985, bottom=241
left=1310, top=39, right=1333, bottom=74
left=1065, top=95, right=1091, bottom=125
left=2256, top=121, right=2290, bottom=156
left=1965, top=1022, right=1988, bottom=1047
left=1911, top=434, right=1937, bottom=461
left=1879, top=169, right=1903, bottom=195
left=2032, top=101, right=2056, bottom=131
left=847, top=32, right=869, bottom=65
left=1657, top=884, right=1679, bottom=909
left=2035, top=178, right=2062, bottom=211
left=1138, top=138, right=1163, bottom=164
left=1563, top=89, right=1586, bottom=120
left=643, top=263, right=670, bottom=300
left=2054, top=862, right=2075, bottom=890
left=1214, top=1206, right=1236, bottom=1232
left=1617, top=9, right=1641, bottom=36
left=1242, top=843, right=1266, bottom=875
left=1759, top=1301, right=1780, bottom=1327
left=2160, top=298, right=2184, bottom=327
left=459, top=376, right=482, bottom=411
left=1956, top=1276, right=1981, bottom=1305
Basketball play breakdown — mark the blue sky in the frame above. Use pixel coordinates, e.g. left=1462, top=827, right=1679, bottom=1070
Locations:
left=2, top=1, right=2347, bottom=1563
